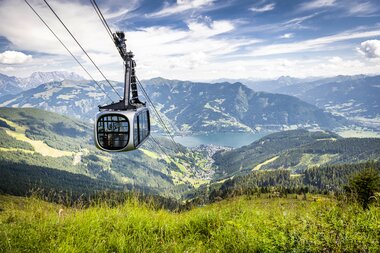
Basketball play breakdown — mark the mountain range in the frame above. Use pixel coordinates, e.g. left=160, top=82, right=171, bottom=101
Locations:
left=0, top=73, right=348, bottom=133
left=143, top=78, right=347, bottom=133
left=0, top=73, right=21, bottom=96
left=295, top=76, right=380, bottom=120
left=17, top=71, right=85, bottom=90
left=233, top=75, right=380, bottom=128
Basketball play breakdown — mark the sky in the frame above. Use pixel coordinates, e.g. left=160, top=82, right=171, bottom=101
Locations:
left=0, top=0, right=379, bottom=81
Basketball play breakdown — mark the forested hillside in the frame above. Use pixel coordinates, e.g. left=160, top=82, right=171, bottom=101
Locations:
left=0, top=107, right=379, bottom=201
left=185, top=161, right=380, bottom=205
left=0, top=108, right=213, bottom=198
left=213, top=129, right=380, bottom=178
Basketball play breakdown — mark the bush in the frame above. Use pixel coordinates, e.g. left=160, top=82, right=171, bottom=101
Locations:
left=345, top=168, right=380, bottom=209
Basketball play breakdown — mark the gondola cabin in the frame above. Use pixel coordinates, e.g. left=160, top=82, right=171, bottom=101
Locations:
left=94, top=31, right=150, bottom=152
left=95, top=107, right=150, bottom=152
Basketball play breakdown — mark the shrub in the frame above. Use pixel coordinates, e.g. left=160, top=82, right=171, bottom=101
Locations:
left=345, top=168, right=380, bottom=209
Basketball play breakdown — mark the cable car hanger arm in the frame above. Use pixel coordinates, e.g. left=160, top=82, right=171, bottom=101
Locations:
left=99, top=31, right=145, bottom=111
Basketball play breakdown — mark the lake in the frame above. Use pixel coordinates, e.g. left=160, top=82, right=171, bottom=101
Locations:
left=174, top=132, right=271, bottom=148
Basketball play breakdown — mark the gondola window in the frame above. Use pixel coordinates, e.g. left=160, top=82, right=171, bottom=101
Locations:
left=97, top=114, right=129, bottom=150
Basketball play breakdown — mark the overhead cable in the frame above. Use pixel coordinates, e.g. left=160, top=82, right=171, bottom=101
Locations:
left=89, top=0, right=113, bottom=42
left=147, top=136, right=171, bottom=161
left=136, top=77, right=180, bottom=151
left=43, top=0, right=123, bottom=99
left=24, top=0, right=114, bottom=102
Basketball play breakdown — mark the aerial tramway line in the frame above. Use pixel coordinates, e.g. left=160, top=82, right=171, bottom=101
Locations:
left=24, top=0, right=179, bottom=154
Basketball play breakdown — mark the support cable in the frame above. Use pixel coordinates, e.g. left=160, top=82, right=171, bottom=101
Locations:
left=147, top=136, right=171, bottom=160
left=43, top=0, right=123, bottom=99
left=136, top=77, right=180, bottom=151
left=90, top=0, right=124, bottom=61
left=90, top=0, right=114, bottom=42
left=145, top=137, right=179, bottom=173
left=24, top=0, right=113, bottom=102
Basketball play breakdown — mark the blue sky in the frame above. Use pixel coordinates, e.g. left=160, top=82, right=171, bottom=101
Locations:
left=0, top=0, right=379, bottom=81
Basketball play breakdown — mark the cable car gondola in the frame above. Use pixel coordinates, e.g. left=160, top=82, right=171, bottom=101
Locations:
left=95, top=31, right=150, bottom=152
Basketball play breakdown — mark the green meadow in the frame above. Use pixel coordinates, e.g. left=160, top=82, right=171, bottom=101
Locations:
left=1, top=194, right=379, bottom=253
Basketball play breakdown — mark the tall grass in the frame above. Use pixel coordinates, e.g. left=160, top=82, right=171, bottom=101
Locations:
left=0, top=194, right=379, bottom=252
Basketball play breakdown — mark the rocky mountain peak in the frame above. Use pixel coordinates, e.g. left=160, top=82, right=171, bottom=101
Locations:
left=17, top=71, right=85, bottom=89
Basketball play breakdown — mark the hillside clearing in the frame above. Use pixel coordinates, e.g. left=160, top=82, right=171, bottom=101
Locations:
left=252, top=156, right=279, bottom=171
left=0, top=116, right=73, bottom=158
left=0, top=147, right=34, bottom=154
left=5, top=129, right=73, bottom=158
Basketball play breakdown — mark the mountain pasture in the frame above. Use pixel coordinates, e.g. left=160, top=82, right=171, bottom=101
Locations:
left=0, top=194, right=379, bottom=253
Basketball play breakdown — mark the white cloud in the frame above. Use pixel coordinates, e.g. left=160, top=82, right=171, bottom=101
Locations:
left=0, top=0, right=119, bottom=56
left=299, top=0, right=378, bottom=17
left=250, top=3, right=275, bottom=13
left=299, top=0, right=336, bottom=11
left=149, top=56, right=379, bottom=81
left=328, top=56, right=343, bottom=63
left=187, top=19, right=234, bottom=37
left=0, top=50, right=32, bottom=64
left=0, top=0, right=127, bottom=80
left=0, top=66, right=15, bottom=72
left=0, top=0, right=258, bottom=81
left=347, top=1, right=378, bottom=16
left=282, top=14, right=317, bottom=28
left=316, top=57, right=366, bottom=75
left=245, top=14, right=318, bottom=33
left=0, top=0, right=379, bottom=82
left=249, top=29, right=380, bottom=56
left=357, top=40, right=380, bottom=58
left=280, top=33, right=294, bottom=39
left=126, top=18, right=258, bottom=79
left=148, top=0, right=215, bottom=17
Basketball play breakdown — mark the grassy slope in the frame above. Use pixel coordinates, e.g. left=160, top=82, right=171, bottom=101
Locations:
left=0, top=108, right=213, bottom=197
left=0, top=195, right=379, bottom=252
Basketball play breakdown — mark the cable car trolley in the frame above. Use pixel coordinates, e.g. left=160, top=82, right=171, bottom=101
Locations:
left=95, top=31, right=150, bottom=152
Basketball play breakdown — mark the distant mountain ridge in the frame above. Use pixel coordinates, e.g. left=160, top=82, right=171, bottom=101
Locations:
left=223, top=75, right=368, bottom=94
left=18, top=71, right=85, bottom=90
left=0, top=71, right=85, bottom=97
left=274, top=75, right=368, bottom=96
left=250, top=75, right=380, bottom=121
left=0, top=80, right=113, bottom=121
left=234, top=76, right=308, bottom=93
left=297, top=76, right=380, bottom=119
left=0, top=73, right=22, bottom=96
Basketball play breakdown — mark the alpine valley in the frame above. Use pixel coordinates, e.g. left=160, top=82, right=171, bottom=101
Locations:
left=2, top=1, right=380, bottom=251
left=0, top=71, right=379, bottom=199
